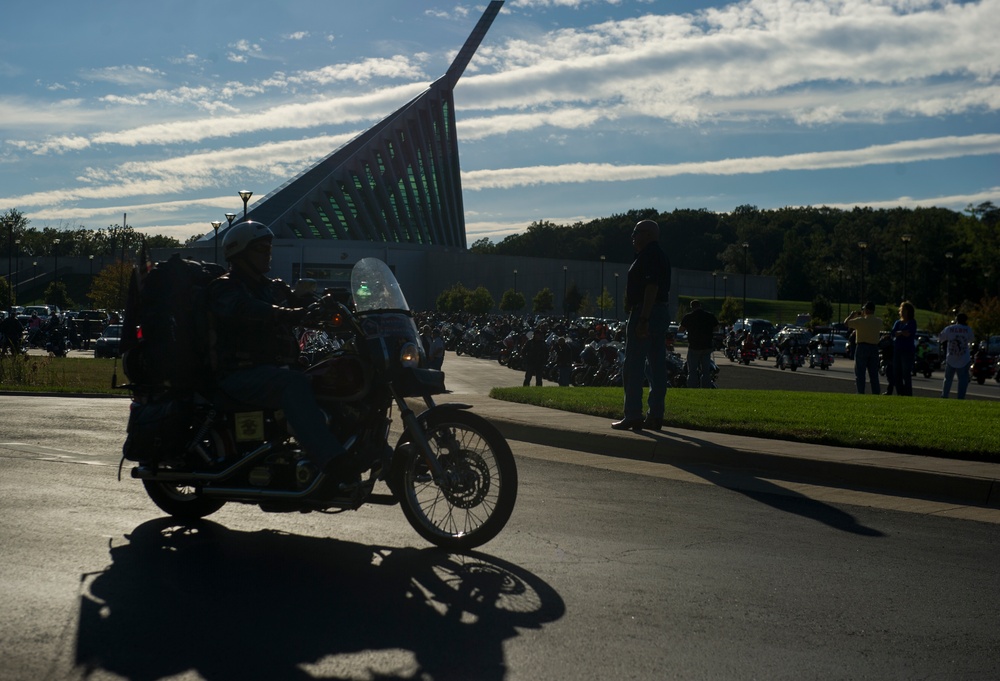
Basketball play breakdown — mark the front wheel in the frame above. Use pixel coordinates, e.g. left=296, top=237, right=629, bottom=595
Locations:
left=142, top=480, right=226, bottom=520
left=393, top=409, right=518, bottom=550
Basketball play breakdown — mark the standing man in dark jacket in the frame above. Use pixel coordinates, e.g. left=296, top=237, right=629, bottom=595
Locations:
left=209, top=220, right=356, bottom=493
left=522, top=329, right=549, bottom=386
left=679, top=300, right=718, bottom=388
left=612, top=220, right=671, bottom=431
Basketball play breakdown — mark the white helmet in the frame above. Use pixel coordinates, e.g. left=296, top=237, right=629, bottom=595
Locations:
left=222, top=220, right=273, bottom=261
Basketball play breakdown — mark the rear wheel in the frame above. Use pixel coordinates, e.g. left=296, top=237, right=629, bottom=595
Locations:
left=393, top=409, right=517, bottom=550
left=142, top=480, right=225, bottom=520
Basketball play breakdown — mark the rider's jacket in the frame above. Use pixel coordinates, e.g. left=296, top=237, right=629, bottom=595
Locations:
left=208, top=269, right=300, bottom=375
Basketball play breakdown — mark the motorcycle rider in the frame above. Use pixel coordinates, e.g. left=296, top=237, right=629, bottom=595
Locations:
left=776, top=332, right=802, bottom=368
left=208, top=220, right=358, bottom=493
left=1, top=312, right=24, bottom=355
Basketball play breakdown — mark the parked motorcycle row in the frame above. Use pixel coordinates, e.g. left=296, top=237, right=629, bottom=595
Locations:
left=0, top=319, right=73, bottom=357
left=1, top=309, right=118, bottom=358
left=420, top=315, right=719, bottom=388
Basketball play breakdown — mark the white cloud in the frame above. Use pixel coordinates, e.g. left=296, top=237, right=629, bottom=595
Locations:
left=4, top=0, right=998, bottom=238
left=462, top=134, right=1000, bottom=190
left=227, top=39, right=267, bottom=64
left=85, top=65, right=167, bottom=87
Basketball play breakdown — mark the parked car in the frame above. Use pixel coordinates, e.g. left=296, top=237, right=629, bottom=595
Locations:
left=734, top=318, right=776, bottom=339
left=987, top=335, right=1000, bottom=356
left=23, top=305, right=56, bottom=320
left=72, top=310, right=109, bottom=341
left=94, top=324, right=122, bottom=358
left=667, top=322, right=687, bottom=342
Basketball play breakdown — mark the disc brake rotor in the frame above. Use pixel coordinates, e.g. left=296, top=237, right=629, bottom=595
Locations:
left=439, top=450, right=491, bottom=509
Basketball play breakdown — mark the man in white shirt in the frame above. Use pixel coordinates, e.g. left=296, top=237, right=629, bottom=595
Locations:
left=938, top=312, right=975, bottom=399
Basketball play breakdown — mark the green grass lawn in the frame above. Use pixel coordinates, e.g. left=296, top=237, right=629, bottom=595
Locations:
left=4, top=354, right=996, bottom=461
left=0, top=356, right=127, bottom=395
left=489, top=385, right=999, bottom=461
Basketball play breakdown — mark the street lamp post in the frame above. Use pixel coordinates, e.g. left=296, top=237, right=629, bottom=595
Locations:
left=712, top=271, right=718, bottom=302
left=723, top=274, right=728, bottom=299
left=513, top=269, right=517, bottom=295
left=4, top=218, right=12, bottom=311
left=89, top=254, right=94, bottom=280
left=14, top=239, right=21, bottom=306
left=901, top=234, right=911, bottom=302
left=600, top=255, right=606, bottom=318
left=614, top=272, right=619, bottom=320
left=837, top=265, right=845, bottom=320
left=945, top=252, right=953, bottom=309
left=239, top=190, right=253, bottom=218
left=858, top=241, right=868, bottom=305
left=741, top=242, right=749, bottom=318
left=53, top=238, right=61, bottom=289
left=211, top=221, right=223, bottom=264
left=563, top=265, right=568, bottom=315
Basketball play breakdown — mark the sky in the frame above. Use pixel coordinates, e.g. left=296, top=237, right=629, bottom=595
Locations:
left=2, top=0, right=998, bottom=245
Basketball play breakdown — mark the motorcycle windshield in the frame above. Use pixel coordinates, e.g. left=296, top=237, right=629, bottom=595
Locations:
left=351, top=258, right=411, bottom=313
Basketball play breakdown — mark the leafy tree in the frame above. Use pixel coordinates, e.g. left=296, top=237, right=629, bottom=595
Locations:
left=88, top=261, right=136, bottom=311
left=499, top=289, right=525, bottom=312
left=563, top=282, right=583, bottom=316
left=468, top=237, right=495, bottom=254
left=466, top=286, right=495, bottom=314
left=532, top=287, right=554, bottom=314
left=436, top=283, right=471, bottom=313
left=811, top=295, right=833, bottom=324
left=44, top=281, right=75, bottom=309
left=595, top=286, right=614, bottom=318
left=970, top=296, right=1000, bottom=339
left=0, top=277, right=12, bottom=309
left=718, top=296, right=742, bottom=325
left=144, top=234, right=181, bottom=249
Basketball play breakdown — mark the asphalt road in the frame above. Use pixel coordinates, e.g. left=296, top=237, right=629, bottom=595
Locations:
left=1, top=355, right=999, bottom=680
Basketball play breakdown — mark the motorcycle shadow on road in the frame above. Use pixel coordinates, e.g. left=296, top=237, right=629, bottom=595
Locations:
left=75, top=517, right=565, bottom=680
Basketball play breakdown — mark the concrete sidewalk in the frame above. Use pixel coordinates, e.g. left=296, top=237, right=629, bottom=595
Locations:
left=455, top=393, right=1000, bottom=510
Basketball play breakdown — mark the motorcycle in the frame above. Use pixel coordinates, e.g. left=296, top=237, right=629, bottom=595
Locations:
left=121, top=258, right=518, bottom=550
left=777, top=346, right=804, bottom=371
left=808, top=346, right=834, bottom=370
left=44, top=327, right=71, bottom=357
left=971, top=353, right=995, bottom=385
left=672, top=355, right=720, bottom=388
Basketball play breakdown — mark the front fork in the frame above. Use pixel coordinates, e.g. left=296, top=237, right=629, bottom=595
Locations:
left=390, top=386, right=472, bottom=481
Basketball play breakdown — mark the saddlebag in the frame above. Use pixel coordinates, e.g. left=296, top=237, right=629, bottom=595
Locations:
left=122, top=398, right=193, bottom=462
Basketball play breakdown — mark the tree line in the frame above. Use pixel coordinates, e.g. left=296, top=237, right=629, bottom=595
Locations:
left=5, top=202, right=999, bottom=327
left=469, top=202, right=1000, bottom=314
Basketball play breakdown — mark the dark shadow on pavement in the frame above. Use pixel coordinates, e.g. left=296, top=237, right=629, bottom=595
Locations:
left=625, top=429, right=886, bottom=537
left=76, top=518, right=565, bottom=681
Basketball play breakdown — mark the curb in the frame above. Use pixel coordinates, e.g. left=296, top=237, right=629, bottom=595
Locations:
left=492, top=419, right=1000, bottom=509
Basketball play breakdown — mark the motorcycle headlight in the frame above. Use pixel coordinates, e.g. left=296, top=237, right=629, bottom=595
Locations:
left=399, top=342, right=421, bottom=368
